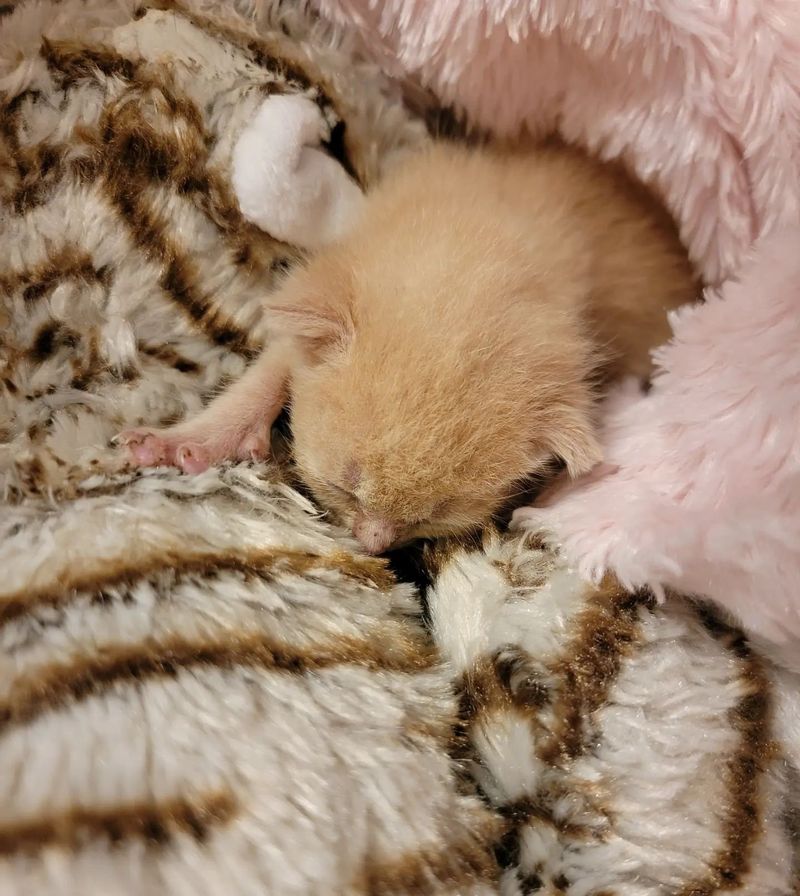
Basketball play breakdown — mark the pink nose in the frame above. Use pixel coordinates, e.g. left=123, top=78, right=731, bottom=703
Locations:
left=352, top=512, right=397, bottom=555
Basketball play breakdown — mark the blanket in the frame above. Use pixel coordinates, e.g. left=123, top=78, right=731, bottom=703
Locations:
left=1, top=1, right=798, bottom=894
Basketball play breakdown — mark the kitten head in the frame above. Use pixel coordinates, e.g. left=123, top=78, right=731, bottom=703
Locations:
left=268, top=253, right=602, bottom=555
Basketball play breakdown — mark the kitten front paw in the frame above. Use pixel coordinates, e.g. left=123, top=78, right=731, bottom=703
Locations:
left=115, top=428, right=207, bottom=473
left=115, top=424, right=270, bottom=473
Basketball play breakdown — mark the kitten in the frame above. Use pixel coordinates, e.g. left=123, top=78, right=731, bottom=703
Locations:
left=118, top=141, right=697, bottom=553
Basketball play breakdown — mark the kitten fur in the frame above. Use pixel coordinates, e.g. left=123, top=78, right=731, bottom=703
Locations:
left=119, top=142, right=697, bottom=553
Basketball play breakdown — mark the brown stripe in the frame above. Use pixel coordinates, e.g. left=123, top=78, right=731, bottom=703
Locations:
left=143, top=0, right=316, bottom=87
left=676, top=607, right=774, bottom=896
left=401, top=81, right=486, bottom=146
left=34, top=38, right=281, bottom=353
left=0, top=627, right=437, bottom=730
left=454, top=640, right=554, bottom=760
left=141, top=0, right=365, bottom=185
left=139, top=342, right=200, bottom=374
left=5, top=315, right=109, bottom=395
left=192, top=165, right=302, bottom=273
left=9, top=141, right=64, bottom=213
left=457, top=652, right=549, bottom=735
left=3, top=34, right=301, bottom=353
left=491, top=791, right=602, bottom=882
left=0, top=79, right=100, bottom=211
left=0, top=545, right=395, bottom=624
left=0, top=89, right=37, bottom=163
left=0, top=790, right=237, bottom=856
left=93, top=65, right=289, bottom=353
left=6, top=139, right=102, bottom=213
left=2, top=459, right=288, bottom=508
left=41, top=38, right=138, bottom=88
left=49, top=30, right=300, bottom=265
left=419, top=526, right=553, bottom=592
left=492, top=778, right=608, bottom=878
left=497, top=795, right=595, bottom=841
left=449, top=648, right=552, bottom=805
left=354, top=814, right=502, bottom=896
left=538, top=579, right=648, bottom=764
left=450, top=573, right=642, bottom=877
left=422, top=527, right=492, bottom=579
left=0, top=247, right=109, bottom=302
left=96, top=101, right=256, bottom=357
left=104, top=185, right=254, bottom=355
left=28, top=321, right=80, bottom=362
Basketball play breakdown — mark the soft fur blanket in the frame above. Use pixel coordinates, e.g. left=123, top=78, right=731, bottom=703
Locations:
left=313, top=0, right=800, bottom=669
left=1, top=1, right=799, bottom=895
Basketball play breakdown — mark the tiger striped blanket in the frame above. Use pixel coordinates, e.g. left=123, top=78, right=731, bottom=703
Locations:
left=0, top=1, right=797, bottom=894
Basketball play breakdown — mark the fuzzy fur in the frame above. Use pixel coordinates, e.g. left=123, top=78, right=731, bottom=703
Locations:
left=231, top=93, right=365, bottom=250
left=311, top=0, right=800, bottom=285
left=0, top=3, right=498, bottom=893
left=122, top=141, right=695, bottom=553
left=1, top=1, right=799, bottom=892
left=428, top=530, right=800, bottom=896
left=312, top=0, right=800, bottom=655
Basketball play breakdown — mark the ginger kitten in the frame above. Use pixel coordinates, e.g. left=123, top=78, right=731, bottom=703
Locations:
left=119, top=141, right=697, bottom=553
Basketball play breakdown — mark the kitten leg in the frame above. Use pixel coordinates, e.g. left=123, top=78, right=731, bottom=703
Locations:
left=117, top=341, right=292, bottom=473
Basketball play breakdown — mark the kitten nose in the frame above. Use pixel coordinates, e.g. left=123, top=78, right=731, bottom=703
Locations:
left=352, top=512, right=397, bottom=555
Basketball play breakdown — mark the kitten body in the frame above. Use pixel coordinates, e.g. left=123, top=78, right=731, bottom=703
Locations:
left=119, top=142, right=697, bottom=552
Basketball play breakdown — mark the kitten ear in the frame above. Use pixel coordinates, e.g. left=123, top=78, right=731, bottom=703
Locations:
left=266, top=300, right=351, bottom=344
left=542, top=406, right=603, bottom=478
left=265, top=266, right=354, bottom=352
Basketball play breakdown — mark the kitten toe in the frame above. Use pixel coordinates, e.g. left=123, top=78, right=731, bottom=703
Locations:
left=133, top=435, right=169, bottom=467
left=510, top=506, right=541, bottom=528
left=115, top=427, right=150, bottom=447
left=175, top=442, right=210, bottom=474
left=116, top=429, right=170, bottom=467
left=237, top=428, right=270, bottom=461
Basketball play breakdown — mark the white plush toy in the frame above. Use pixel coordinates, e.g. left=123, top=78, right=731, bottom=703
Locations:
left=231, top=94, right=365, bottom=250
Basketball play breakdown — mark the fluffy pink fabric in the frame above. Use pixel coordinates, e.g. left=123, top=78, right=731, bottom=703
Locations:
left=516, top=230, right=800, bottom=654
left=315, top=0, right=800, bottom=656
left=314, top=0, right=800, bottom=284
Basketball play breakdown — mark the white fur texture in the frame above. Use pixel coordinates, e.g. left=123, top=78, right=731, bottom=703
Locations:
left=232, top=94, right=364, bottom=249
left=429, top=531, right=800, bottom=895
left=0, top=465, right=498, bottom=896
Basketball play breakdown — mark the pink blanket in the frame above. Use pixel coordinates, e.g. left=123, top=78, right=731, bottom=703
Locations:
left=316, top=0, right=800, bottom=665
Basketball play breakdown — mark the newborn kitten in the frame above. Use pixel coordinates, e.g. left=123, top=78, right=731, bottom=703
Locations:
left=119, top=141, right=697, bottom=553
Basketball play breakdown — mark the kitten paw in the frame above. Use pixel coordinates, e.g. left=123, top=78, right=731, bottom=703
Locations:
left=115, top=428, right=201, bottom=472
left=238, top=428, right=270, bottom=461
left=115, top=425, right=270, bottom=473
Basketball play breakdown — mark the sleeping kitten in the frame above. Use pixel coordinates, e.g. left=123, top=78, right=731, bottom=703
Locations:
left=118, top=141, right=697, bottom=553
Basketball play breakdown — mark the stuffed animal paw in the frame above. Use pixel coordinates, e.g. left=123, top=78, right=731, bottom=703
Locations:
left=231, top=93, right=364, bottom=250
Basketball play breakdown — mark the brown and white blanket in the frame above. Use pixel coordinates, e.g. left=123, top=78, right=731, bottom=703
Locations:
left=0, top=1, right=798, bottom=893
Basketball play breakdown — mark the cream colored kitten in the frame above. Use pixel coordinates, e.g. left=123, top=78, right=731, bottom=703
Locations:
left=118, top=141, right=696, bottom=553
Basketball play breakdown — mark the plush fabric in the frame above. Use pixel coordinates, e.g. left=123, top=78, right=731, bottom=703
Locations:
left=312, top=0, right=800, bottom=661
left=1, top=1, right=799, bottom=894
left=426, top=532, right=800, bottom=896
left=311, top=0, right=800, bottom=285
left=0, top=3, right=495, bottom=893
left=231, top=92, right=365, bottom=250
left=516, top=228, right=800, bottom=669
